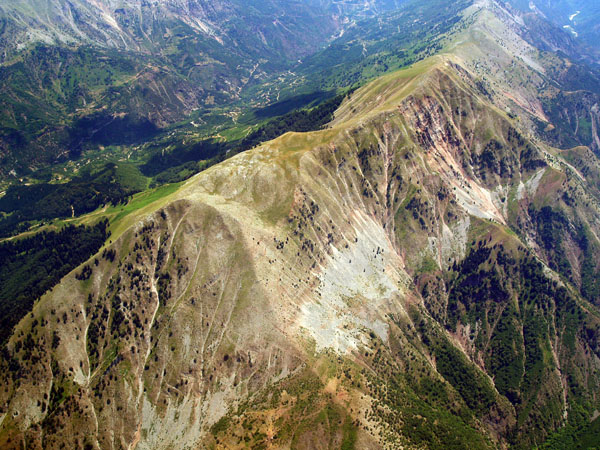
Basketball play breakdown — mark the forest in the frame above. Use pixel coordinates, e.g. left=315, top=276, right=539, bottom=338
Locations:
left=143, top=92, right=349, bottom=185
left=0, top=163, right=145, bottom=237
left=0, top=220, right=110, bottom=343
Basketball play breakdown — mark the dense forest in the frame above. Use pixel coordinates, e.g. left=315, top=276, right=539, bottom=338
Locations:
left=0, top=220, right=110, bottom=343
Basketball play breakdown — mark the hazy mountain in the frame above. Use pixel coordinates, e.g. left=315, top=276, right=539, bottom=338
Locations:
left=0, top=0, right=404, bottom=58
left=507, top=0, right=600, bottom=52
left=2, top=0, right=600, bottom=448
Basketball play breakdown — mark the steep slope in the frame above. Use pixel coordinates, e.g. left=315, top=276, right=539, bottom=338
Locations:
left=0, top=0, right=383, bottom=59
left=507, top=0, right=600, bottom=52
left=1, top=50, right=600, bottom=449
left=2, top=0, right=599, bottom=185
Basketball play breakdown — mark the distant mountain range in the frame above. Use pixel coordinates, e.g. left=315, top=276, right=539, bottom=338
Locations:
left=509, top=0, right=600, bottom=48
left=0, top=0, right=404, bottom=58
left=0, top=0, right=597, bottom=182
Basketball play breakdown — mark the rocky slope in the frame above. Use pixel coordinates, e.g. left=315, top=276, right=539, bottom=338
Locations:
left=0, top=0, right=367, bottom=58
left=507, top=0, right=600, bottom=52
left=446, top=0, right=600, bottom=154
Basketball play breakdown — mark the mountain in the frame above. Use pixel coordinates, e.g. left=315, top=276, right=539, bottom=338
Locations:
left=0, top=0, right=406, bottom=179
left=507, top=0, right=600, bottom=51
left=0, top=0, right=398, bottom=58
left=2, top=1, right=600, bottom=448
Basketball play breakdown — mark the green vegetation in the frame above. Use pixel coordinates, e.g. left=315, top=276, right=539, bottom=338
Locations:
left=415, top=312, right=497, bottom=417
left=268, top=0, right=472, bottom=98
left=431, top=335, right=496, bottom=415
left=577, top=225, right=600, bottom=303
left=0, top=0, right=474, bottom=192
left=540, top=414, right=600, bottom=449
left=367, top=364, right=493, bottom=449
left=0, top=45, right=162, bottom=173
left=140, top=140, right=224, bottom=178
left=528, top=206, right=600, bottom=304
left=106, top=181, right=182, bottom=238
left=486, top=304, right=524, bottom=402
left=1, top=1, right=600, bottom=448
left=417, top=255, right=439, bottom=274
left=0, top=163, right=147, bottom=237
left=529, top=206, right=571, bottom=278
left=445, top=238, right=600, bottom=446
left=0, top=220, right=109, bottom=343
left=141, top=92, right=349, bottom=185
left=538, top=82, right=600, bottom=153
left=0, top=85, right=352, bottom=238
left=235, top=92, right=348, bottom=151
left=210, top=366, right=360, bottom=448
left=341, top=418, right=358, bottom=450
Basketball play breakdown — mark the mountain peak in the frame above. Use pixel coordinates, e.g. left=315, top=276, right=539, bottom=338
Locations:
left=3, top=50, right=597, bottom=447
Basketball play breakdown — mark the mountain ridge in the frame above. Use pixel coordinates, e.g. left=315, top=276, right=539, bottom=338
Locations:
left=2, top=46, right=600, bottom=447
left=0, top=0, right=404, bottom=58
left=0, top=0, right=411, bottom=181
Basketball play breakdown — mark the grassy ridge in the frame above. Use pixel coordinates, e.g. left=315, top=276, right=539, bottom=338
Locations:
left=0, top=91, right=349, bottom=238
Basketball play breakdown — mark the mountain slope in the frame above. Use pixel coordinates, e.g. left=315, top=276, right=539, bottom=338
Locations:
left=443, top=0, right=600, bottom=156
left=0, top=0, right=363, bottom=58
left=2, top=1, right=600, bottom=449
left=2, top=46, right=600, bottom=448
